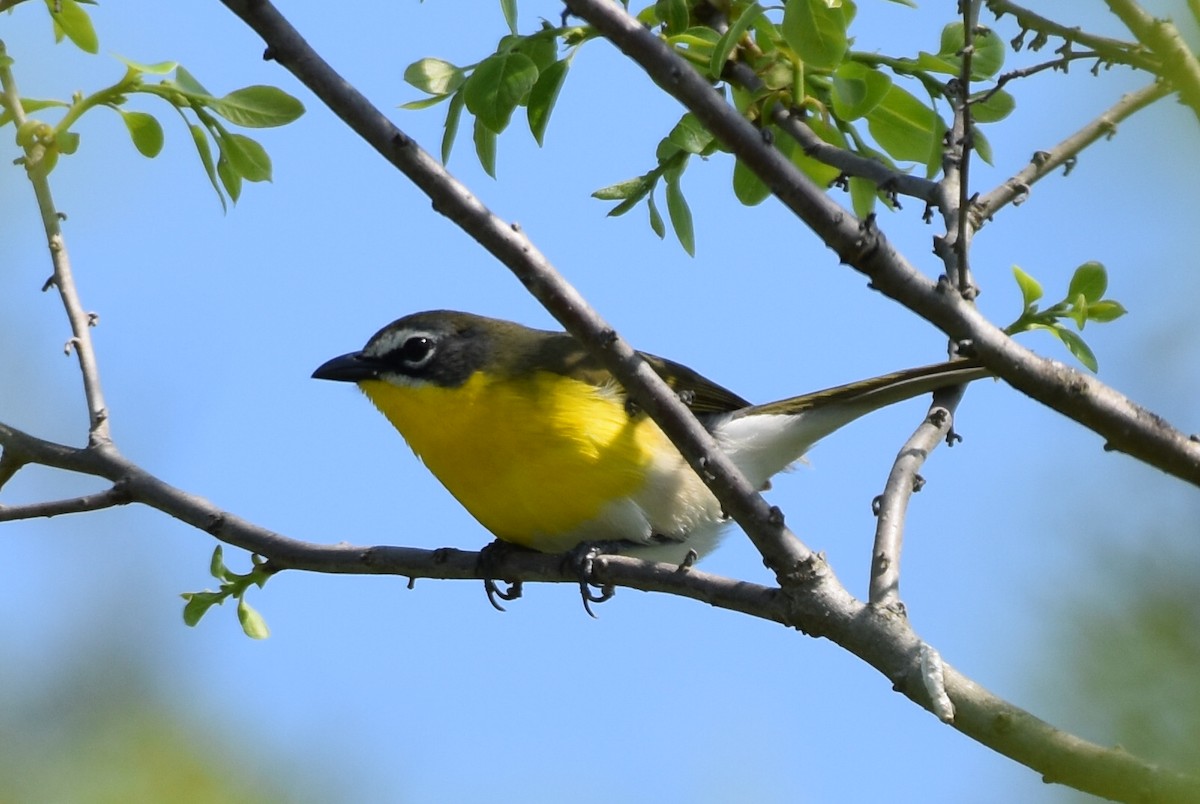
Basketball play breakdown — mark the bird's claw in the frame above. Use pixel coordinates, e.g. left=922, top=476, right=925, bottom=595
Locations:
left=477, top=539, right=527, bottom=612
left=483, top=577, right=523, bottom=612
left=565, top=542, right=617, bottom=618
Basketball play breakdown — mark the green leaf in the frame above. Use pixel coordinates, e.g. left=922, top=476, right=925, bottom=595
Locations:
left=665, top=176, right=695, bottom=256
left=866, top=84, right=939, bottom=164
left=188, top=124, right=226, bottom=211
left=647, top=192, right=666, bottom=238
left=1071, top=294, right=1088, bottom=330
left=606, top=192, right=649, bottom=218
left=1086, top=300, right=1128, bottom=323
left=848, top=175, right=876, bottom=218
left=237, top=597, right=270, bottom=639
left=710, top=4, right=764, bottom=79
left=56, top=130, right=80, bottom=155
left=831, top=61, right=892, bottom=120
left=209, top=545, right=228, bottom=580
left=473, top=116, right=497, bottom=177
left=400, top=94, right=452, bottom=111
left=973, top=127, right=993, bottom=165
left=217, top=151, right=243, bottom=203
left=656, top=0, right=689, bottom=34
left=181, top=591, right=224, bottom=627
left=782, top=0, right=851, bottom=71
left=527, top=59, right=569, bottom=146
left=592, top=175, right=651, bottom=200
left=512, top=33, right=558, bottom=72
left=404, top=58, right=467, bottom=96
left=501, top=0, right=518, bottom=34
left=1012, top=265, right=1043, bottom=308
left=205, top=86, right=304, bottom=128
left=971, top=28, right=1005, bottom=79
left=46, top=0, right=98, bottom=54
left=464, top=52, right=539, bottom=133
left=115, top=56, right=179, bottom=75
left=970, top=89, right=1014, bottom=124
left=733, top=156, right=770, bottom=206
left=667, top=113, right=714, bottom=155
left=174, top=66, right=212, bottom=97
left=442, top=91, right=465, bottom=164
left=935, top=23, right=1005, bottom=80
left=1068, top=261, right=1107, bottom=304
left=914, top=51, right=961, bottom=77
left=1056, top=327, right=1099, bottom=372
left=219, top=132, right=271, bottom=182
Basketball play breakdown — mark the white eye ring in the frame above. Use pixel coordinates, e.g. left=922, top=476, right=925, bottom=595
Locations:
left=397, top=333, right=436, bottom=368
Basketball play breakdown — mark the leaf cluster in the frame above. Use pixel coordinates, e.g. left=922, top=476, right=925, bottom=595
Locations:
left=401, top=1, right=1016, bottom=252
left=1006, top=262, right=1127, bottom=371
left=0, top=2, right=304, bottom=208
left=401, top=20, right=585, bottom=175
left=180, top=546, right=272, bottom=639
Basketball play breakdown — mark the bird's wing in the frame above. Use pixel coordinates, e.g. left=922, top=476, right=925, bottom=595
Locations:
left=527, top=333, right=751, bottom=415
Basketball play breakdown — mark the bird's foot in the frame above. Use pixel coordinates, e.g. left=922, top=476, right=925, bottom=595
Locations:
left=563, top=541, right=622, bottom=618
left=477, top=539, right=528, bottom=612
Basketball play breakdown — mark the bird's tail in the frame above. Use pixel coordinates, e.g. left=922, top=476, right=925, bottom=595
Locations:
left=713, top=360, right=991, bottom=488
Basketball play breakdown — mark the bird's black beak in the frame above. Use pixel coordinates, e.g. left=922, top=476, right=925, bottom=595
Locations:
left=312, top=351, right=381, bottom=383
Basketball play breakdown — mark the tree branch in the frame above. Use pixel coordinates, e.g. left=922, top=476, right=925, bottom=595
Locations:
left=219, top=1, right=814, bottom=581
left=722, top=61, right=941, bottom=206
left=985, top=0, right=1159, bottom=71
left=0, top=484, right=132, bottom=522
left=972, top=80, right=1168, bottom=226
left=1104, top=0, right=1200, bottom=124
left=188, top=1, right=1200, bottom=799
left=0, top=42, right=112, bottom=447
left=5, top=409, right=1198, bottom=800
left=561, top=0, right=1200, bottom=489
left=868, top=389, right=965, bottom=608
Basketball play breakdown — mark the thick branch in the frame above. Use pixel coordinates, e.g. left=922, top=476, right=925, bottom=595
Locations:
left=562, top=0, right=1200, bottom=489
left=4, top=414, right=1198, bottom=800
left=215, top=0, right=810, bottom=580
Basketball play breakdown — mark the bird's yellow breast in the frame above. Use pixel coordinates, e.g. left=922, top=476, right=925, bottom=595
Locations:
left=359, top=372, right=669, bottom=551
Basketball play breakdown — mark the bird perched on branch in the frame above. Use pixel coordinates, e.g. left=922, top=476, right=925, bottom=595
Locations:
left=314, top=310, right=986, bottom=606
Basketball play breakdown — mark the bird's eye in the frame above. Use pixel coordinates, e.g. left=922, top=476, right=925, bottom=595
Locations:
left=399, top=335, right=434, bottom=367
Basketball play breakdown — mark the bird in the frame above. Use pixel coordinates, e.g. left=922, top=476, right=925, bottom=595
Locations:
left=312, top=310, right=988, bottom=573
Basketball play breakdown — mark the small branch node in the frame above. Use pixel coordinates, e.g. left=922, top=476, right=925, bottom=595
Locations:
left=919, top=643, right=956, bottom=723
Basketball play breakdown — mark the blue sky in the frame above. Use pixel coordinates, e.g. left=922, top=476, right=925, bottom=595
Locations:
left=2, top=2, right=1198, bottom=801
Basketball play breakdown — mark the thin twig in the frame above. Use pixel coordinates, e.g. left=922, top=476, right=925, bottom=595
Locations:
left=868, top=387, right=965, bottom=608
left=0, top=484, right=131, bottom=522
left=723, top=61, right=940, bottom=205
left=1104, top=0, right=1200, bottom=124
left=869, top=3, right=979, bottom=617
left=0, top=42, right=112, bottom=447
left=972, top=81, right=1168, bottom=225
left=984, top=0, right=1158, bottom=71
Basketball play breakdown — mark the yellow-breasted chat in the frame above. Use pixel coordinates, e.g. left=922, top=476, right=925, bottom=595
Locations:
left=312, top=310, right=988, bottom=566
